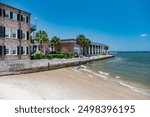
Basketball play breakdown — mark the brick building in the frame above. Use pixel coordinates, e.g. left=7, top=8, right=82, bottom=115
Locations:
left=58, top=39, right=106, bottom=56
left=0, top=2, right=31, bottom=60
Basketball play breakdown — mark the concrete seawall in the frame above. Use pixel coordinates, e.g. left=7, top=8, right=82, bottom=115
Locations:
left=0, top=55, right=115, bottom=76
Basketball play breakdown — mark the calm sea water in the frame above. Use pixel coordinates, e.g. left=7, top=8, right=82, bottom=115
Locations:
left=88, top=52, right=150, bottom=90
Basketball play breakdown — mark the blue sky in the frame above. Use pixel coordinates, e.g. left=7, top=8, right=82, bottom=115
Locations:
left=1, top=0, right=150, bottom=51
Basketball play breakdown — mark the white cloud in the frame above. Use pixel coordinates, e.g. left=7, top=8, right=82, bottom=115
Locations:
left=140, top=33, right=150, bottom=37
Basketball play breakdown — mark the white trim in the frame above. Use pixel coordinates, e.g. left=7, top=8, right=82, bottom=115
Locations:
left=6, top=46, right=11, bottom=55
left=11, top=28, right=17, bottom=39
left=23, top=46, right=27, bottom=55
left=5, top=27, right=11, bottom=38
left=12, top=46, right=17, bottom=55
left=22, top=30, right=27, bottom=40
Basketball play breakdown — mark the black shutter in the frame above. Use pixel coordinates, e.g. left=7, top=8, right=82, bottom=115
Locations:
left=0, top=46, right=2, bottom=55
left=0, top=26, right=3, bottom=37
left=27, top=31, right=29, bottom=40
left=3, top=46, right=6, bottom=55
left=26, top=16, right=28, bottom=23
left=21, top=47, right=23, bottom=55
left=10, top=12, right=13, bottom=19
left=26, top=47, right=28, bottom=55
left=0, top=8, right=2, bottom=17
left=20, top=30, right=23, bottom=39
left=17, top=29, right=20, bottom=39
left=3, top=27, right=6, bottom=37
left=3, top=10, right=5, bottom=17
left=21, top=15, right=23, bottom=21
left=17, top=14, right=20, bottom=20
left=17, top=46, right=20, bottom=55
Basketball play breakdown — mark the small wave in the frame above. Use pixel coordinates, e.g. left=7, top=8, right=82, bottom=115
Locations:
left=99, top=71, right=110, bottom=76
left=81, top=69, right=108, bottom=80
left=119, top=82, right=150, bottom=96
left=77, top=65, right=88, bottom=69
left=116, top=76, right=120, bottom=79
left=93, top=72, right=108, bottom=80
left=88, top=75, right=93, bottom=78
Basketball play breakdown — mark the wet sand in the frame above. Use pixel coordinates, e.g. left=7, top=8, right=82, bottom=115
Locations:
left=0, top=68, right=149, bottom=100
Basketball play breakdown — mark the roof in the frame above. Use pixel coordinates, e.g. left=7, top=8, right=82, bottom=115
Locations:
left=0, top=2, right=31, bottom=15
left=61, top=39, right=106, bottom=46
left=61, top=39, right=76, bottom=42
left=91, top=42, right=106, bottom=46
left=60, top=39, right=76, bottom=43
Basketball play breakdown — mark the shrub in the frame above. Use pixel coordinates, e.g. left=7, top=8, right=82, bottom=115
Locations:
left=33, top=50, right=46, bottom=59
left=66, top=52, right=73, bottom=58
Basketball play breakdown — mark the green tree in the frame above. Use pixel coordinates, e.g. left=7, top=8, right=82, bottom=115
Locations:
left=50, top=36, right=60, bottom=51
left=34, top=30, right=49, bottom=52
left=76, top=34, right=91, bottom=55
left=104, top=45, right=109, bottom=54
left=104, top=45, right=109, bottom=50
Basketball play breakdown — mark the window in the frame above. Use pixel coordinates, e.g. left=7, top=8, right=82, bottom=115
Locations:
left=6, top=46, right=10, bottom=55
left=11, top=28, right=17, bottom=38
left=12, top=46, right=17, bottom=55
left=22, top=15, right=26, bottom=23
left=22, top=30, right=26, bottom=40
left=5, top=27, right=10, bottom=38
left=13, top=12, right=17, bottom=20
left=22, top=47, right=27, bottom=55
left=4, top=10, right=10, bottom=18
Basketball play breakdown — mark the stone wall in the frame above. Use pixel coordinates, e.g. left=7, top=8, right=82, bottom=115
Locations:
left=0, top=55, right=114, bottom=72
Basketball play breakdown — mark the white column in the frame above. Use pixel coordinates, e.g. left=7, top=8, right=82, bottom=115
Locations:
left=92, top=45, right=94, bottom=55
left=98, top=46, right=100, bottom=54
left=95, top=45, right=97, bottom=55
left=88, top=46, right=90, bottom=55
left=100, top=46, right=101, bottom=54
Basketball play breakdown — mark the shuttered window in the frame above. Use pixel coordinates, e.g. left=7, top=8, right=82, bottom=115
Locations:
left=5, top=27, right=10, bottom=38
left=0, top=26, right=5, bottom=37
left=17, top=46, right=20, bottom=55
left=3, top=46, right=6, bottom=55
left=0, top=46, right=2, bottom=55
left=10, top=12, right=13, bottom=19
left=0, top=8, right=2, bottom=17
left=27, top=31, right=29, bottom=40
left=17, top=14, right=20, bottom=21
left=4, top=10, right=10, bottom=18
left=13, top=12, right=17, bottom=20
left=26, top=17, right=28, bottom=23
left=26, top=47, right=28, bottom=55
left=17, top=29, right=23, bottom=39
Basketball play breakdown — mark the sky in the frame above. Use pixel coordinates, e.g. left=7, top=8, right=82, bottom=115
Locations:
left=1, top=0, right=150, bottom=51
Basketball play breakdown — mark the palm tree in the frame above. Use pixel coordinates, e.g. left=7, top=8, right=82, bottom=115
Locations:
left=34, top=30, right=49, bottom=52
left=84, top=38, right=91, bottom=55
left=76, top=34, right=91, bottom=56
left=104, top=45, right=109, bottom=54
left=50, top=36, right=60, bottom=52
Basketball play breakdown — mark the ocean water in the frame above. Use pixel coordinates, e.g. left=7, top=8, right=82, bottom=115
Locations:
left=88, top=52, right=150, bottom=95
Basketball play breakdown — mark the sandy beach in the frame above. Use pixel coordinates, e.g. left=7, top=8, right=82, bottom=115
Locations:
left=0, top=67, right=149, bottom=100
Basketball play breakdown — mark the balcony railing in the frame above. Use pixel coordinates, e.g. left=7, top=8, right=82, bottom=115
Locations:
left=30, top=24, right=36, bottom=33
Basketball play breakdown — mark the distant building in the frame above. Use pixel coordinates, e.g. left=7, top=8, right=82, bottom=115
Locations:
left=57, top=39, right=106, bottom=56
left=0, top=2, right=36, bottom=60
left=32, top=38, right=106, bottom=56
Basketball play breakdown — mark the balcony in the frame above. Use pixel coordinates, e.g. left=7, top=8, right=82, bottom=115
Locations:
left=30, top=24, right=36, bottom=33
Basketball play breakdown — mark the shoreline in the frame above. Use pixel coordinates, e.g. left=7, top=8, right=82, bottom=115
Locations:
left=0, top=67, right=149, bottom=100
left=77, top=66, right=150, bottom=97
